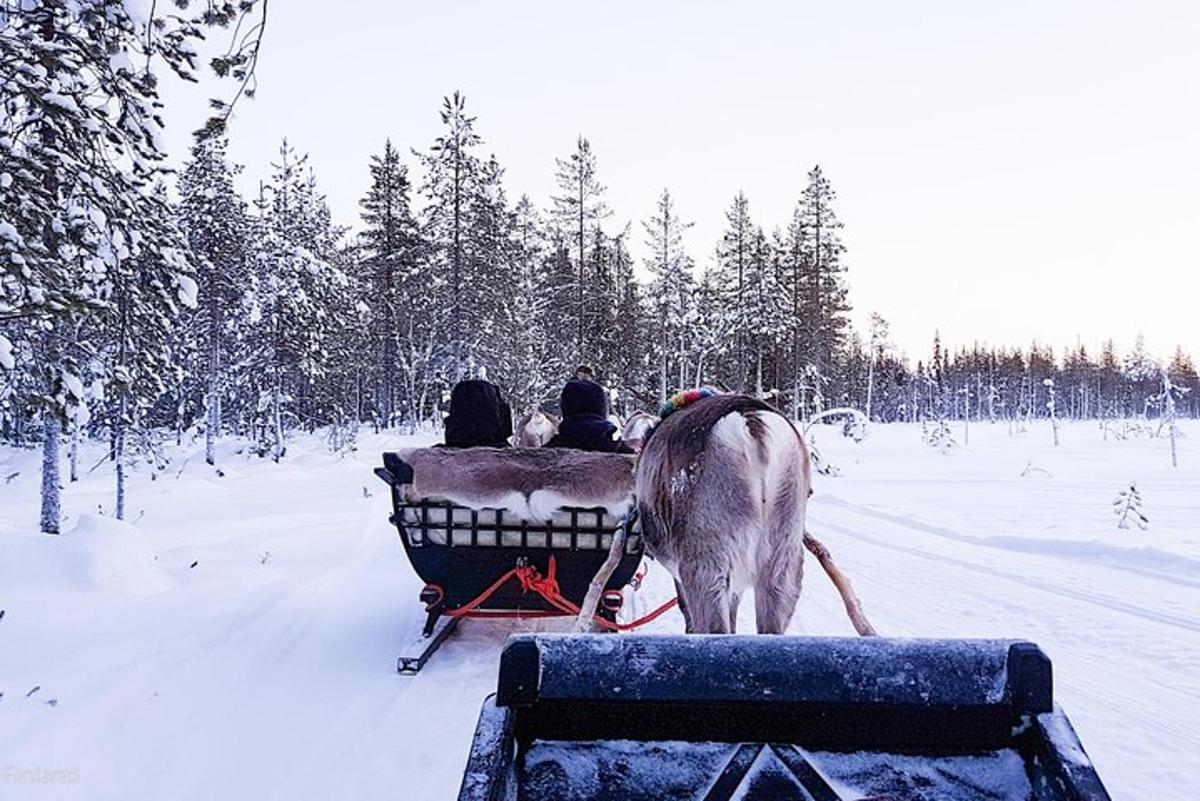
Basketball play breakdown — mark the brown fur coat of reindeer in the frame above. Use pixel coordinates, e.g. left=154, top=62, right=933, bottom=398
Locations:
left=636, top=394, right=875, bottom=636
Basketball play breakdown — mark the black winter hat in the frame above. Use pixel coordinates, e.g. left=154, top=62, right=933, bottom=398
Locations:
left=560, top=379, right=608, bottom=418
left=444, top=380, right=512, bottom=448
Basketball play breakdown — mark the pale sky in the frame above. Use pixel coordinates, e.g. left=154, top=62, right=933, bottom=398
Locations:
left=162, top=0, right=1199, bottom=364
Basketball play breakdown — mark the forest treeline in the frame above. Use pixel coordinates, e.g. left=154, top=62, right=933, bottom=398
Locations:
left=5, top=92, right=1199, bottom=463
left=1, top=2, right=1196, bottom=533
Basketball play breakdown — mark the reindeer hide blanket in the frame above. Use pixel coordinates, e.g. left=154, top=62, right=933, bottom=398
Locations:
left=392, top=447, right=637, bottom=521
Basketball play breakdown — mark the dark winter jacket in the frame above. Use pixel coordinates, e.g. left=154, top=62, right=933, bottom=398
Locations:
left=545, top=379, right=633, bottom=454
left=442, top=380, right=513, bottom=449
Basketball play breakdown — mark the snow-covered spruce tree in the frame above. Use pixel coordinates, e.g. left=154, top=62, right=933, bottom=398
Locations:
left=744, top=227, right=790, bottom=398
left=242, top=141, right=345, bottom=461
left=416, top=92, right=482, bottom=382
left=1124, top=334, right=1158, bottom=418
left=358, top=139, right=420, bottom=427
left=690, top=264, right=734, bottom=388
left=864, top=312, right=890, bottom=424
left=922, top=416, right=956, bottom=455
left=643, top=189, right=695, bottom=402
left=467, top=155, right=519, bottom=382
left=1096, top=339, right=1122, bottom=421
left=551, top=136, right=611, bottom=363
left=90, top=188, right=195, bottom=519
left=790, top=166, right=850, bottom=417
left=581, top=224, right=620, bottom=373
left=713, top=192, right=756, bottom=392
left=177, top=138, right=247, bottom=465
left=607, top=233, right=654, bottom=412
left=0, top=2, right=211, bottom=533
left=1168, top=346, right=1199, bottom=417
left=500, top=196, right=557, bottom=412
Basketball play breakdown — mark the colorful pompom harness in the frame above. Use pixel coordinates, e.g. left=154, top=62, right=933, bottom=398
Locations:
left=643, top=387, right=722, bottom=445
left=658, top=386, right=720, bottom=419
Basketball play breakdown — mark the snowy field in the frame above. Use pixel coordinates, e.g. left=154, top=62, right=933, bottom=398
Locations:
left=1, top=421, right=1198, bottom=800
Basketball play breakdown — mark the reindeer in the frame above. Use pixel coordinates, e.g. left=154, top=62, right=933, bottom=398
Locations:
left=636, top=393, right=875, bottom=636
left=513, top=410, right=559, bottom=447
left=620, top=410, right=658, bottom=453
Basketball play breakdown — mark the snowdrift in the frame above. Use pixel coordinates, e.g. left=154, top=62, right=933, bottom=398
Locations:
left=0, top=513, right=171, bottom=595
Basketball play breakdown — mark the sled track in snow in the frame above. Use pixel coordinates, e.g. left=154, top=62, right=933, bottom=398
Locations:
left=820, top=495, right=1200, bottom=590
left=809, top=514, right=1200, bottom=634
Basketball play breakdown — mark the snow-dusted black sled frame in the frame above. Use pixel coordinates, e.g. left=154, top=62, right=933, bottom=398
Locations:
left=375, top=452, right=643, bottom=674
left=458, top=635, right=1111, bottom=801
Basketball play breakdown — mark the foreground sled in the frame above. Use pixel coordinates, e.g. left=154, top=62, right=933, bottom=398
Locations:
left=459, top=635, right=1110, bottom=801
left=375, top=450, right=645, bottom=673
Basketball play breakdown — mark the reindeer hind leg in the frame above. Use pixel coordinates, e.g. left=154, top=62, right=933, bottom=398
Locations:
left=754, top=557, right=803, bottom=634
left=673, top=578, right=694, bottom=633
left=756, top=468, right=807, bottom=635
left=680, top=568, right=735, bottom=634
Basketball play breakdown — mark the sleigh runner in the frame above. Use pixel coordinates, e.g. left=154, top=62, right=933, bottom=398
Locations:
left=375, top=449, right=648, bottom=673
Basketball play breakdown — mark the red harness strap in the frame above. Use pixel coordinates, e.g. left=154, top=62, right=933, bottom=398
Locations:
left=438, top=555, right=679, bottom=631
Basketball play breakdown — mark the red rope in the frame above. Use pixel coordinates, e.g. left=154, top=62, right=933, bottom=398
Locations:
left=438, top=555, right=679, bottom=631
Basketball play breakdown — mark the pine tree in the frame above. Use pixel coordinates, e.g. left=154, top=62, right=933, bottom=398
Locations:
left=466, top=154, right=517, bottom=377
left=417, top=92, right=482, bottom=381
left=865, top=312, right=890, bottom=423
left=178, top=138, right=248, bottom=465
left=93, top=188, right=195, bottom=518
left=744, top=228, right=790, bottom=397
left=1124, top=334, right=1158, bottom=416
left=643, top=189, right=695, bottom=402
left=552, top=136, right=611, bottom=362
left=502, top=196, right=557, bottom=411
left=713, top=192, right=756, bottom=391
left=691, top=265, right=733, bottom=388
left=358, top=139, right=420, bottom=427
left=792, top=166, right=850, bottom=411
left=608, top=234, right=653, bottom=411
left=1168, top=346, right=1198, bottom=418
left=243, top=141, right=345, bottom=461
left=583, top=224, right=621, bottom=372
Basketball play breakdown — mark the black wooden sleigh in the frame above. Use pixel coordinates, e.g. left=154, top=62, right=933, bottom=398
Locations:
left=375, top=451, right=645, bottom=673
left=459, top=635, right=1112, bottom=801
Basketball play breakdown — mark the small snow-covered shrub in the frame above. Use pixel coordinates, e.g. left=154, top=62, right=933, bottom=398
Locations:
left=809, top=443, right=840, bottom=477
left=1020, top=461, right=1052, bottom=478
left=1113, top=483, right=1148, bottom=531
left=326, top=414, right=359, bottom=455
left=922, top=418, right=956, bottom=454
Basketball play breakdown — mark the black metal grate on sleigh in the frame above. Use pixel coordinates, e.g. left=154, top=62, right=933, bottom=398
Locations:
left=395, top=501, right=643, bottom=554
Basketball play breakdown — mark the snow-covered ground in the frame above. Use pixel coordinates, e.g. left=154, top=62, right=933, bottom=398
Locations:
left=1, top=421, right=1197, bottom=800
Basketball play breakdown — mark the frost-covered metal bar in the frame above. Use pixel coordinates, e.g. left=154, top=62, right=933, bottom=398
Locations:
left=497, top=635, right=1050, bottom=750
left=459, top=635, right=1111, bottom=801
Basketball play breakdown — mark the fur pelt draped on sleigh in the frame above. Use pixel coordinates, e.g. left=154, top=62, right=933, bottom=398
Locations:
left=390, top=447, right=637, bottom=521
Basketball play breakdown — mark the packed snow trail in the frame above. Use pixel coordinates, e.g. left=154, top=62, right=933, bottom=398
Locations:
left=1, top=422, right=1197, bottom=800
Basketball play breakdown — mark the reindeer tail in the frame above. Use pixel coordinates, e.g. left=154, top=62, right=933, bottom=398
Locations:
left=803, top=531, right=878, bottom=637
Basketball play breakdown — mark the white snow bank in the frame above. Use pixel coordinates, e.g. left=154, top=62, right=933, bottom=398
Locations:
left=0, top=514, right=171, bottom=595
left=65, top=514, right=172, bottom=594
